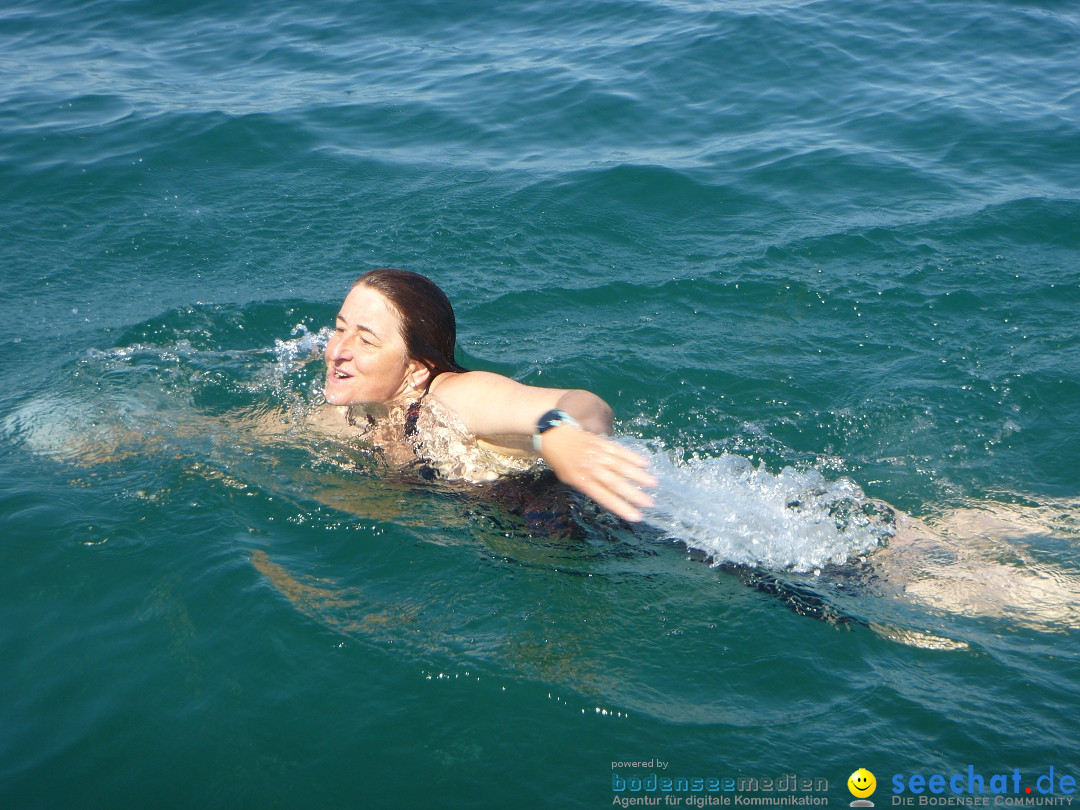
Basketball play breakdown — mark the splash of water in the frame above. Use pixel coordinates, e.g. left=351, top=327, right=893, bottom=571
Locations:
left=249, top=324, right=331, bottom=398
left=632, top=442, right=894, bottom=573
left=270, top=324, right=331, bottom=378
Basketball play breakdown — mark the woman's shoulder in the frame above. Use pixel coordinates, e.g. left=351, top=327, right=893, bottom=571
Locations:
left=427, top=370, right=568, bottom=440
left=427, top=369, right=509, bottom=395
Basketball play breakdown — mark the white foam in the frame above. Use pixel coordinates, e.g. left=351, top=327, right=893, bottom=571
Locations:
left=632, top=442, right=893, bottom=573
left=271, top=324, right=330, bottom=373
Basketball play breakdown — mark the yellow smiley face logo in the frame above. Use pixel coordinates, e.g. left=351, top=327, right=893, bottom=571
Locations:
left=848, top=769, right=876, bottom=798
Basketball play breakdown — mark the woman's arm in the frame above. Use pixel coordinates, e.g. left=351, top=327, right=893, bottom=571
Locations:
left=429, top=371, right=656, bottom=522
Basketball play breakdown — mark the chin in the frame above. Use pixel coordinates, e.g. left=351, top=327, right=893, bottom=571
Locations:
left=323, top=378, right=354, bottom=406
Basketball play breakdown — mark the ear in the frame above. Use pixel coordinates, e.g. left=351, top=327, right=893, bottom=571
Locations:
left=406, top=359, right=433, bottom=391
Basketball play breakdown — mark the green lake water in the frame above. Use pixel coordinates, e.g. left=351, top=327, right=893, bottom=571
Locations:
left=2, top=0, right=1078, bottom=807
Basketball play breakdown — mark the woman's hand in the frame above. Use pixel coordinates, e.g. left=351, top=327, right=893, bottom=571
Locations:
left=538, top=424, right=657, bottom=523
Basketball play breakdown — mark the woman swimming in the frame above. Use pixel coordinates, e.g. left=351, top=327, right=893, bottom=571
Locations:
left=13, top=267, right=1075, bottom=639
left=313, top=268, right=658, bottom=523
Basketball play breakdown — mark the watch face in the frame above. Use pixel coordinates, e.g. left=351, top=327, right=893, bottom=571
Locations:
left=538, top=409, right=573, bottom=433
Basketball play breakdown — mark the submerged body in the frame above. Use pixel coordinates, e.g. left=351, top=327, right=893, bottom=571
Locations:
left=308, top=393, right=537, bottom=484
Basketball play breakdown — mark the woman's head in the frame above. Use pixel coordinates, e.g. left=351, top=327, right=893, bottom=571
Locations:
left=352, top=268, right=466, bottom=377
left=324, top=269, right=466, bottom=406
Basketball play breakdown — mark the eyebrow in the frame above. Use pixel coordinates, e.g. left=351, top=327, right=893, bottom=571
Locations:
left=335, top=313, right=383, bottom=340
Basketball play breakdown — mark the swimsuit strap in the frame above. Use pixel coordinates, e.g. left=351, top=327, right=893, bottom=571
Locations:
left=402, top=387, right=439, bottom=480
left=403, top=382, right=433, bottom=439
left=345, top=406, right=376, bottom=430
left=404, top=398, right=422, bottom=438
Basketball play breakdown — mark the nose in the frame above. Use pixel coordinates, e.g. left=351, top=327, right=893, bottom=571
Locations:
left=327, top=332, right=351, bottom=363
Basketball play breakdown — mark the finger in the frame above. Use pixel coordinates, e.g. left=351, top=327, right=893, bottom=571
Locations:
left=604, top=470, right=655, bottom=510
left=586, top=449, right=657, bottom=499
left=599, top=441, right=654, bottom=471
left=593, top=447, right=657, bottom=489
left=579, top=465, right=655, bottom=523
left=588, top=486, right=644, bottom=523
left=615, top=459, right=658, bottom=489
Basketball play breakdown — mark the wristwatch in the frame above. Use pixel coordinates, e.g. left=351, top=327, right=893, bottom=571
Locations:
left=532, top=408, right=580, bottom=452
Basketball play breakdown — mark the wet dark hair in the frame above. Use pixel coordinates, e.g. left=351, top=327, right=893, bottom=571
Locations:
left=352, top=268, right=468, bottom=376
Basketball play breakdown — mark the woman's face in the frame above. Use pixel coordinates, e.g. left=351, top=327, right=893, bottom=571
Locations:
left=324, top=284, right=424, bottom=406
